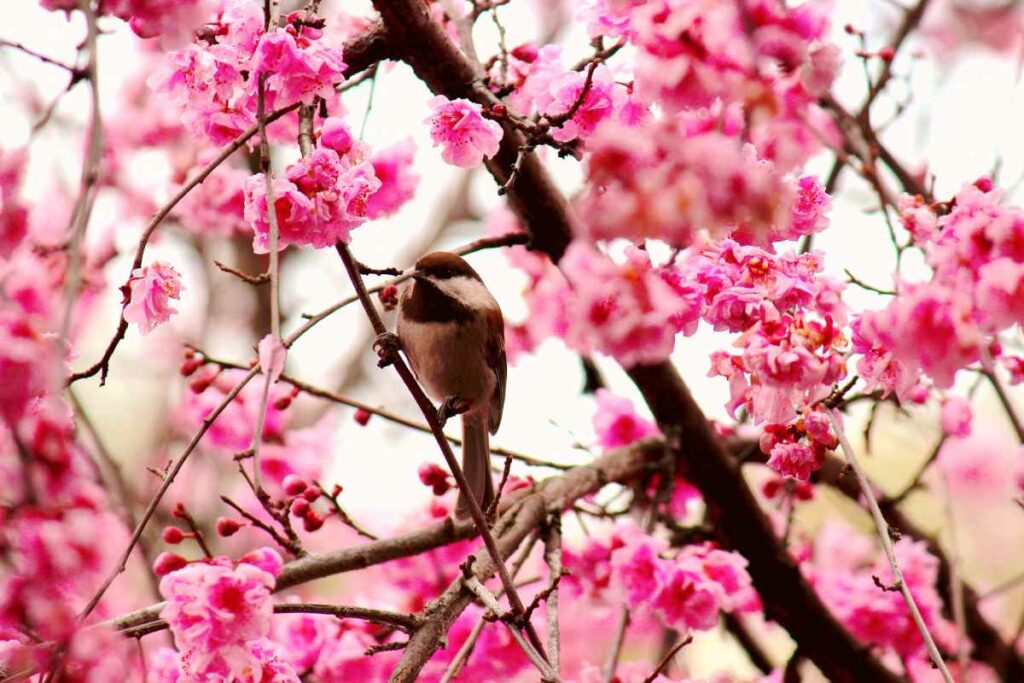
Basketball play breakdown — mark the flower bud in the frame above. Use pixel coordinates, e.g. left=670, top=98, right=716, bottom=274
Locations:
left=153, top=552, right=188, bottom=576
left=162, top=526, right=185, bottom=544
left=283, top=475, right=307, bottom=496
left=216, top=517, right=243, bottom=537
left=303, top=510, right=325, bottom=532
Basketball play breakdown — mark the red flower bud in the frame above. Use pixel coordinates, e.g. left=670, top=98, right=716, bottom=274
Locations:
left=171, top=503, right=187, bottom=519
left=302, top=485, right=322, bottom=501
left=162, top=526, right=185, bottom=544
left=216, top=517, right=243, bottom=537
left=878, top=46, right=895, bottom=61
left=189, top=375, right=214, bottom=394
left=290, top=498, right=310, bottom=517
left=331, top=483, right=343, bottom=498
left=180, top=358, right=203, bottom=377
left=354, top=408, right=372, bottom=426
left=273, top=396, right=293, bottom=411
left=283, top=475, right=307, bottom=496
left=510, top=43, right=538, bottom=62
left=153, top=552, right=188, bottom=576
left=303, top=510, right=325, bottom=532
left=379, top=284, right=399, bottom=310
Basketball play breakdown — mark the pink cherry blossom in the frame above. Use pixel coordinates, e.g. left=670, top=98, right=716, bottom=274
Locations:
left=426, top=96, right=503, bottom=168
left=244, top=147, right=381, bottom=253
left=159, top=549, right=282, bottom=678
left=561, top=242, right=697, bottom=367
left=592, top=389, right=660, bottom=450
left=767, top=441, right=822, bottom=481
left=651, top=564, right=723, bottom=631
left=610, top=536, right=667, bottom=607
left=320, top=117, right=354, bottom=155
left=123, top=261, right=184, bottom=335
left=365, top=138, right=419, bottom=218
left=940, top=396, right=973, bottom=437
left=251, top=29, right=347, bottom=106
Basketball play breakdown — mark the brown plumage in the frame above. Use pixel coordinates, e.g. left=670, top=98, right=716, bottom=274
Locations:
left=397, top=252, right=506, bottom=517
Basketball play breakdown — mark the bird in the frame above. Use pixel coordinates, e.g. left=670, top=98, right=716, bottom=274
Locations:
left=396, top=251, right=506, bottom=518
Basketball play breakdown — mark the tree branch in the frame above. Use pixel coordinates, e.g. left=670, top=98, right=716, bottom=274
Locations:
left=105, top=440, right=662, bottom=642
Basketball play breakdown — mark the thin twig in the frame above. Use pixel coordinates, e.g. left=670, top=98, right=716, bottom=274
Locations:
left=440, top=533, right=541, bottom=682
left=828, top=409, right=954, bottom=683
left=462, top=577, right=560, bottom=681
left=0, top=38, right=79, bottom=73
left=213, top=260, right=270, bottom=285
left=602, top=607, right=630, bottom=683
left=59, top=0, right=102, bottom=351
left=641, top=634, right=693, bottom=683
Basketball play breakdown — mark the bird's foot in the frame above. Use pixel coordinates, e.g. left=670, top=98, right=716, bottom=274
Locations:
left=437, top=396, right=472, bottom=428
left=373, top=332, right=401, bottom=368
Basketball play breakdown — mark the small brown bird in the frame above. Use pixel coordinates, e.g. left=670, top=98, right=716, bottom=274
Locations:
left=396, top=252, right=506, bottom=517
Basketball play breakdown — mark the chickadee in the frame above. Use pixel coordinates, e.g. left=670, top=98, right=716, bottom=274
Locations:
left=397, top=251, right=506, bottom=518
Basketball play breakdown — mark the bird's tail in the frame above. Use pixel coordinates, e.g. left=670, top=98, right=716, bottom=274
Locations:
left=456, top=411, right=494, bottom=519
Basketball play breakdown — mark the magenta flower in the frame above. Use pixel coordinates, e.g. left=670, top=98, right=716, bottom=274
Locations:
left=767, top=441, right=822, bottom=481
left=244, top=148, right=380, bottom=253
left=366, top=138, right=419, bottom=218
left=650, top=565, right=723, bottom=632
left=159, top=549, right=283, bottom=677
left=123, top=261, right=184, bottom=335
left=426, top=96, right=503, bottom=168
left=592, top=389, right=660, bottom=450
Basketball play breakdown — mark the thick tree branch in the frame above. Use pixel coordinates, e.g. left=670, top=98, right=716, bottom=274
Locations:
left=106, top=440, right=662, bottom=642
left=370, top=0, right=576, bottom=261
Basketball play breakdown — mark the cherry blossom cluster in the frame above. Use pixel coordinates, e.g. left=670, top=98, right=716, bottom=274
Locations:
left=243, top=122, right=379, bottom=252
left=569, top=0, right=840, bottom=247
left=0, top=166, right=136, bottom=678
left=698, top=240, right=848, bottom=422
left=242, top=116, right=418, bottom=252
left=158, top=0, right=346, bottom=146
left=156, top=547, right=300, bottom=680
left=564, top=523, right=758, bottom=634
left=43, top=0, right=211, bottom=40
left=855, top=180, right=1024, bottom=399
left=579, top=115, right=814, bottom=247
left=806, top=524, right=959, bottom=667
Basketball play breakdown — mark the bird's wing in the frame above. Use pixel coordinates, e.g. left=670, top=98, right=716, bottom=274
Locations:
left=485, top=306, right=506, bottom=434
